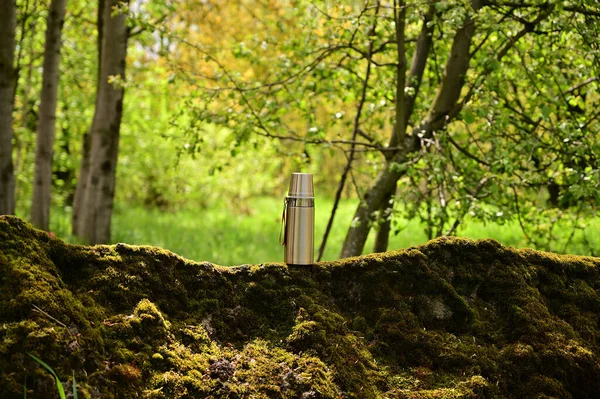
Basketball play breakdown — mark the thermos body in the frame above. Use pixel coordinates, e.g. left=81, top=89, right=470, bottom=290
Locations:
left=281, top=173, right=315, bottom=265
left=284, top=199, right=314, bottom=265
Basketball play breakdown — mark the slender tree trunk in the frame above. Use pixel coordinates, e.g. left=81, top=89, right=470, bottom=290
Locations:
left=373, top=181, right=397, bottom=253
left=373, top=0, right=407, bottom=253
left=316, top=1, right=381, bottom=261
left=390, top=0, right=407, bottom=148
left=76, top=0, right=129, bottom=244
left=341, top=155, right=409, bottom=258
left=31, top=0, right=67, bottom=230
left=372, top=4, right=436, bottom=253
left=72, top=132, right=90, bottom=234
left=0, top=0, right=17, bottom=215
left=16, top=21, right=37, bottom=174
left=341, top=2, right=480, bottom=258
left=72, top=0, right=105, bottom=236
left=15, top=0, right=38, bottom=176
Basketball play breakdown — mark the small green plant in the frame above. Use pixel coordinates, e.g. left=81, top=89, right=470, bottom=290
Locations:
left=26, top=353, right=78, bottom=399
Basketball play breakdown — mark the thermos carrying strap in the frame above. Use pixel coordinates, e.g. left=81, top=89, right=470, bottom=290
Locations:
left=279, top=197, right=289, bottom=246
left=279, top=196, right=314, bottom=246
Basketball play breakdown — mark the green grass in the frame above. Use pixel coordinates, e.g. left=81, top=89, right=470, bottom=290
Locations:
left=26, top=352, right=78, bottom=399
left=37, top=197, right=599, bottom=265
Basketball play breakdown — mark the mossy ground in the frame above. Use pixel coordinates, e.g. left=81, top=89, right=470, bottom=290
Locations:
left=1, top=215, right=599, bottom=398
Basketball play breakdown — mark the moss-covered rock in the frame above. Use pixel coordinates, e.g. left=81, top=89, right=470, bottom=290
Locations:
left=1, top=215, right=599, bottom=398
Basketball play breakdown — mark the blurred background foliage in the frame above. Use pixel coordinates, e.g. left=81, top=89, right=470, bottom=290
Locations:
left=9, top=0, right=600, bottom=263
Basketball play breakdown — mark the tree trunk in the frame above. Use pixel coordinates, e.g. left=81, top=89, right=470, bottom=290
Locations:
left=72, top=0, right=104, bottom=235
left=373, top=181, right=397, bottom=253
left=75, top=0, right=128, bottom=244
left=72, top=132, right=90, bottom=235
left=372, top=0, right=407, bottom=254
left=31, top=0, right=67, bottom=230
left=341, top=2, right=480, bottom=258
left=0, top=0, right=17, bottom=215
left=15, top=1, right=39, bottom=177
left=341, top=154, right=408, bottom=258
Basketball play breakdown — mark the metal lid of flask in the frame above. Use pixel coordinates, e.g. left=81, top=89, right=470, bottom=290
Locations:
left=288, top=173, right=314, bottom=198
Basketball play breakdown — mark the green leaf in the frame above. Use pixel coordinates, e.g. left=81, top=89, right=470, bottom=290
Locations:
left=27, top=353, right=67, bottom=399
left=462, top=109, right=476, bottom=124
left=542, top=105, right=552, bottom=119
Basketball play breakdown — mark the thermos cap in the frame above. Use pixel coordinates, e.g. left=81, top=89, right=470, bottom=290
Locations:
left=288, top=173, right=314, bottom=198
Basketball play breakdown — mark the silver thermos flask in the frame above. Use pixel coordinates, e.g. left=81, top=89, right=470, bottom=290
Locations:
left=280, top=173, right=314, bottom=265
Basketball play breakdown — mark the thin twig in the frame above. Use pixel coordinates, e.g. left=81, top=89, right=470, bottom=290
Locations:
left=445, top=177, right=489, bottom=236
left=447, top=128, right=491, bottom=166
left=511, top=186, right=538, bottom=247
left=32, top=305, right=74, bottom=338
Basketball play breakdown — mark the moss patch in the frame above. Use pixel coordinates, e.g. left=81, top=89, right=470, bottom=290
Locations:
left=1, top=216, right=599, bottom=398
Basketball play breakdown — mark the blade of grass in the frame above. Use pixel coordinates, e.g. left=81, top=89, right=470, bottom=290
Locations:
left=72, top=371, right=78, bottom=399
left=27, top=353, right=66, bottom=399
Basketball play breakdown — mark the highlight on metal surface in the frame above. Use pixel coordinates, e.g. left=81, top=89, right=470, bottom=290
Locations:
left=280, top=173, right=315, bottom=265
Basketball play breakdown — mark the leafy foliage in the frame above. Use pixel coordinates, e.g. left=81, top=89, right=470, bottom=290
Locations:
left=155, top=0, right=599, bottom=253
left=10, top=0, right=599, bottom=253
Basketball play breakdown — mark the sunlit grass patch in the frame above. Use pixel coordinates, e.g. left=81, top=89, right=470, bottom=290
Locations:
left=37, top=197, right=599, bottom=265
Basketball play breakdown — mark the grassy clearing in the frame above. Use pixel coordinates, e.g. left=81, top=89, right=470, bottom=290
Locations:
left=37, top=197, right=599, bottom=265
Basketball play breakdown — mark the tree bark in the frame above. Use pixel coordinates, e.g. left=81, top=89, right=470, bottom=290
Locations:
left=341, top=152, right=409, bottom=258
left=404, top=3, right=435, bottom=127
left=72, top=131, right=90, bottom=235
left=0, top=0, right=17, bottom=215
left=75, top=0, right=129, bottom=244
left=390, top=0, right=407, bottom=148
left=341, top=2, right=480, bottom=258
left=31, top=0, right=67, bottom=230
left=372, top=4, right=435, bottom=252
left=373, top=181, right=396, bottom=253
left=73, top=0, right=105, bottom=235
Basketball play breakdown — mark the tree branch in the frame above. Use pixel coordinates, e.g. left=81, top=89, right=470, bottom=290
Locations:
left=511, top=186, right=539, bottom=247
left=410, top=0, right=482, bottom=152
left=451, top=4, right=554, bottom=120
left=563, top=5, right=600, bottom=17
left=390, top=0, right=407, bottom=149
left=401, top=1, right=436, bottom=136
left=447, top=130, right=491, bottom=166
left=565, top=76, right=600, bottom=96
left=445, top=176, right=489, bottom=236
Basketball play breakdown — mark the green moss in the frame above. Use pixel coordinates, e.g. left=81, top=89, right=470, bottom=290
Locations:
left=1, top=216, right=600, bottom=398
